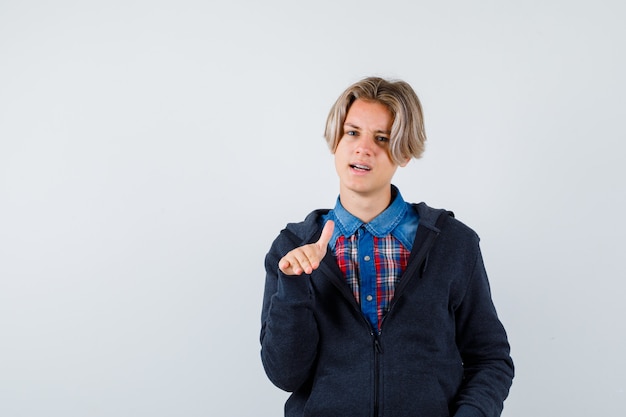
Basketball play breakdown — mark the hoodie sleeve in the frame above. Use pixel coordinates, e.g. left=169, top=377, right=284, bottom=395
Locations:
left=453, top=245, right=514, bottom=417
left=260, top=232, right=320, bottom=392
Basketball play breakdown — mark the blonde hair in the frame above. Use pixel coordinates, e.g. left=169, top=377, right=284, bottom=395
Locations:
left=324, top=77, right=426, bottom=164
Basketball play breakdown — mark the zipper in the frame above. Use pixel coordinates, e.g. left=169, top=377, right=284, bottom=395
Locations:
left=372, top=331, right=383, bottom=417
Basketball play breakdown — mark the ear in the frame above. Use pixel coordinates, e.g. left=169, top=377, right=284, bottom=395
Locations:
left=398, top=157, right=410, bottom=168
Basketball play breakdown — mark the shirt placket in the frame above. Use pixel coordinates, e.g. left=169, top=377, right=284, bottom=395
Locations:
left=357, top=226, right=378, bottom=332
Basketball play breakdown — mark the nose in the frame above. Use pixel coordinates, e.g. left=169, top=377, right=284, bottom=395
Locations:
left=355, top=135, right=375, bottom=156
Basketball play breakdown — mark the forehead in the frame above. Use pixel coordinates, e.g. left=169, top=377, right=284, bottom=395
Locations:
left=345, top=99, right=393, bottom=129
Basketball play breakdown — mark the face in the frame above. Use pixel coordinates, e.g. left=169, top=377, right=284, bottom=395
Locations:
left=334, top=99, right=407, bottom=201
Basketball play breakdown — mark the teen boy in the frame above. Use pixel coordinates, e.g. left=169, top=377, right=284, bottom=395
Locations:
left=260, top=77, right=514, bottom=417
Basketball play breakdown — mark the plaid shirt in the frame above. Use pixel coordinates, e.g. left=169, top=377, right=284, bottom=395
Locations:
left=323, top=186, right=419, bottom=332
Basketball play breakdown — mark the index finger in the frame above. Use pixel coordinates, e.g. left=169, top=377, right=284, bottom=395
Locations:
left=316, top=220, right=335, bottom=249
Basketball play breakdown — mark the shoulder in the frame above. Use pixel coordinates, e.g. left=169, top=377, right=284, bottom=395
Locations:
left=411, top=202, right=480, bottom=246
left=284, top=209, right=331, bottom=241
left=267, top=209, right=331, bottom=256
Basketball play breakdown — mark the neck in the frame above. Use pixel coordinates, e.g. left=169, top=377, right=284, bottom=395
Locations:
left=339, top=186, right=392, bottom=223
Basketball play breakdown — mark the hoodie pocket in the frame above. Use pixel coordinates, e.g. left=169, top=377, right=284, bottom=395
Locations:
left=301, top=373, right=371, bottom=417
left=382, top=372, right=450, bottom=417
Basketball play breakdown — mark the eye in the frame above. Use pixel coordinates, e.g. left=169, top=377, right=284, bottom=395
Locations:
left=376, top=136, right=390, bottom=143
left=346, top=130, right=358, bottom=136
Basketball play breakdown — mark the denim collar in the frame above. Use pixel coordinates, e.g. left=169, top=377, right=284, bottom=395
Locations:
left=331, top=185, right=407, bottom=238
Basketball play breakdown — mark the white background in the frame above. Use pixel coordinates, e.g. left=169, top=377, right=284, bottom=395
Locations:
left=1, top=1, right=624, bottom=416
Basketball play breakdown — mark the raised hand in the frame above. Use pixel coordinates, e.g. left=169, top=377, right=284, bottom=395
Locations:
left=278, top=220, right=335, bottom=275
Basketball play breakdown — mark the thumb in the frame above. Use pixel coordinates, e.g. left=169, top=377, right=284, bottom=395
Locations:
left=316, top=220, right=335, bottom=250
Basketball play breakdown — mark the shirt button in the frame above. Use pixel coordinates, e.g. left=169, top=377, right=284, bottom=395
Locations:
left=366, top=295, right=373, bottom=302
left=364, top=255, right=371, bottom=261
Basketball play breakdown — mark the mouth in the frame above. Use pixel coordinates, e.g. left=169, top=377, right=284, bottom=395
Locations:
left=350, top=164, right=371, bottom=172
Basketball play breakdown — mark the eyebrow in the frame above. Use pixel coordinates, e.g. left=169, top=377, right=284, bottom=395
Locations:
left=343, top=122, right=391, bottom=135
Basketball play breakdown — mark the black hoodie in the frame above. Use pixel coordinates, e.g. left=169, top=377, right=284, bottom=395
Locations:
left=260, top=202, right=514, bottom=417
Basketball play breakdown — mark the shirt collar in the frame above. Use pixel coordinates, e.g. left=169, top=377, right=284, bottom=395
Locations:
left=332, top=185, right=408, bottom=238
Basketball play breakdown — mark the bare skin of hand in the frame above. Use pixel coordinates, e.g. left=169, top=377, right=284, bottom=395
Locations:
left=279, top=220, right=335, bottom=275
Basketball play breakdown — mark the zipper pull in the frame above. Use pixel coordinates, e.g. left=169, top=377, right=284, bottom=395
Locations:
left=373, top=334, right=383, bottom=354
